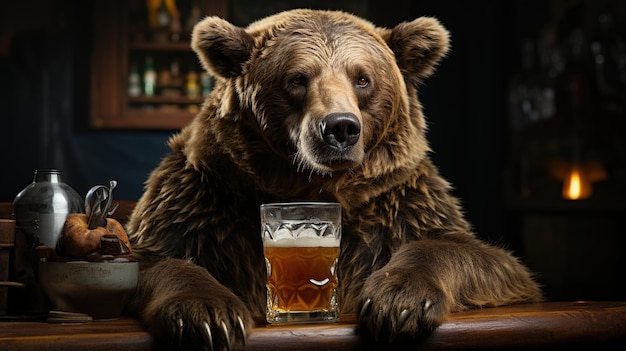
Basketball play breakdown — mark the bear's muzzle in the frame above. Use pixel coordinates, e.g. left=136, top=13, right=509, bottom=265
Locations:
left=320, top=112, right=361, bottom=151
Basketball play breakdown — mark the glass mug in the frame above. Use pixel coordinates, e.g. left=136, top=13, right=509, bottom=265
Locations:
left=261, top=202, right=341, bottom=324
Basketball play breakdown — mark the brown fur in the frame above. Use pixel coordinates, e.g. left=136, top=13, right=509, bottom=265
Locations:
left=126, top=9, right=542, bottom=350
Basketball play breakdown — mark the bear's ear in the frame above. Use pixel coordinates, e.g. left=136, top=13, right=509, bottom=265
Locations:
left=379, top=17, right=450, bottom=86
left=191, top=16, right=254, bottom=78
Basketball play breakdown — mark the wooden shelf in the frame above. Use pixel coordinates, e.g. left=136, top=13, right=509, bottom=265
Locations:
left=129, top=41, right=194, bottom=52
left=127, top=96, right=204, bottom=105
left=90, top=108, right=195, bottom=130
left=89, top=0, right=227, bottom=130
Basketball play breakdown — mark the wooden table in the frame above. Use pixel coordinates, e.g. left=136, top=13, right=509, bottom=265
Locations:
left=1, top=301, right=625, bottom=350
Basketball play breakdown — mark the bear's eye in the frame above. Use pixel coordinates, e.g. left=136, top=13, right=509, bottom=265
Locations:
left=290, top=73, right=307, bottom=87
left=356, top=77, right=369, bottom=88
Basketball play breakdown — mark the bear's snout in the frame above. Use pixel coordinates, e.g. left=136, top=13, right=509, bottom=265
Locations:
left=320, top=113, right=361, bottom=151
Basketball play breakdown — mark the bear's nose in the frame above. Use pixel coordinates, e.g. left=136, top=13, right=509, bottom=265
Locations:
left=320, top=113, right=361, bottom=150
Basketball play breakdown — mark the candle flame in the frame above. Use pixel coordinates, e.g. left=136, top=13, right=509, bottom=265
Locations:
left=562, top=167, right=592, bottom=200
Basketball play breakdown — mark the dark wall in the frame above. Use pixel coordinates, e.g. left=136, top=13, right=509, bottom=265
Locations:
left=411, top=1, right=510, bottom=247
left=0, top=1, right=173, bottom=202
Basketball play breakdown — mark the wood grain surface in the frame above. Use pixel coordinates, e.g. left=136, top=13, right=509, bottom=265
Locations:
left=1, top=301, right=625, bottom=350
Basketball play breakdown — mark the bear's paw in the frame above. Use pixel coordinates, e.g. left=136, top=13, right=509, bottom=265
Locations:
left=357, top=267, right=449, bottom=343
left=143, top=289, right=253, bottom=351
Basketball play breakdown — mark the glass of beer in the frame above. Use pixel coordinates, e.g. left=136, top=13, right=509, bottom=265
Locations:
left=261, top=202, right=341, bottom=324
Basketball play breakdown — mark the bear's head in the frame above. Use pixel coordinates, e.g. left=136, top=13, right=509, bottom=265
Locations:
left=191, top=9, right=449, bottom=180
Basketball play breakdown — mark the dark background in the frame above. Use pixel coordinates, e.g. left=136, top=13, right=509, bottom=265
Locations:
left=1, top=0, right=625, bottom=301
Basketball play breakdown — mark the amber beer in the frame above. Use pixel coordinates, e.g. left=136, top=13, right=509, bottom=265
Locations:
left=261, top=202, right=341, bottom=324
left=265, top=242, right=339, bottom=312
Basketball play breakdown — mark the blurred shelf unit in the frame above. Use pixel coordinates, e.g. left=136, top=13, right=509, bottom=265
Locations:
left=90, top=0, right=227, bottom=129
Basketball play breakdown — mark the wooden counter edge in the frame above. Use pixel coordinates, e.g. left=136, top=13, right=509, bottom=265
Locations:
left=0, top=301, right=625, bottom=351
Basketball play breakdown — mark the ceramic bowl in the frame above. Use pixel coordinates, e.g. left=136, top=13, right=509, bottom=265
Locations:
left=38, top=261, right=138, bottom=319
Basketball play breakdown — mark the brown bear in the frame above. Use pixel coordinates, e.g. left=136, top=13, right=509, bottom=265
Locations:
left=126, top=8, right=542, bottom=351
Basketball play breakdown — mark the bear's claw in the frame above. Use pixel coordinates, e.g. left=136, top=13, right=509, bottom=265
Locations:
left=359, top=297, right=435, bottom=342
left=236, top=315, right=247, bottom=346
left=201, top=321, right=214, bottom=351
left=359, top=298, right=372, bottom=319
left=177, top=318, right=184, bottom=346
left=372, top=309, right=411, bottom=342
left=388, top=309, right=411, bottom=342
left=398, top=309, right=410, bottom=328
left=220, top=320, right=230, bottom=351
left=201, top=316, right=247, bottom=351
left=374, top=311, right=385, bottom=342
left=193, top=317, right=247, bottom=351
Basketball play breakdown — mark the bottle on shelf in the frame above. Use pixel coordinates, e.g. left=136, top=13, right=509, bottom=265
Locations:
left=170, top=12, right=182, bottom=42
left=184, top=2, right=202, bottom=39
left=157, top=68, right=173, bottom=95
left=186, top=69, right=200, bottom=98
left=144, top=55, right=157, bottom=96
left=170, top=60, right=183, bottom=91
left=128, top=64, right=142, bottom=97
left=154, top=0, right=171, bottom=43
left=147, top=0, right=182, bottom=43
left=158, top=60, right=184, bottom=97
left=156, top=0, right=171, bottom=28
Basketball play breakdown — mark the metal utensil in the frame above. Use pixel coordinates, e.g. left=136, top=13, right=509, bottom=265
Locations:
left=84, top=180, right=118, bottom=229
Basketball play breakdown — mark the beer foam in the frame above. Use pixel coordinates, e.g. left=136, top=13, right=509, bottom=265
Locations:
left=263, top=236, right=339, bottom=247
